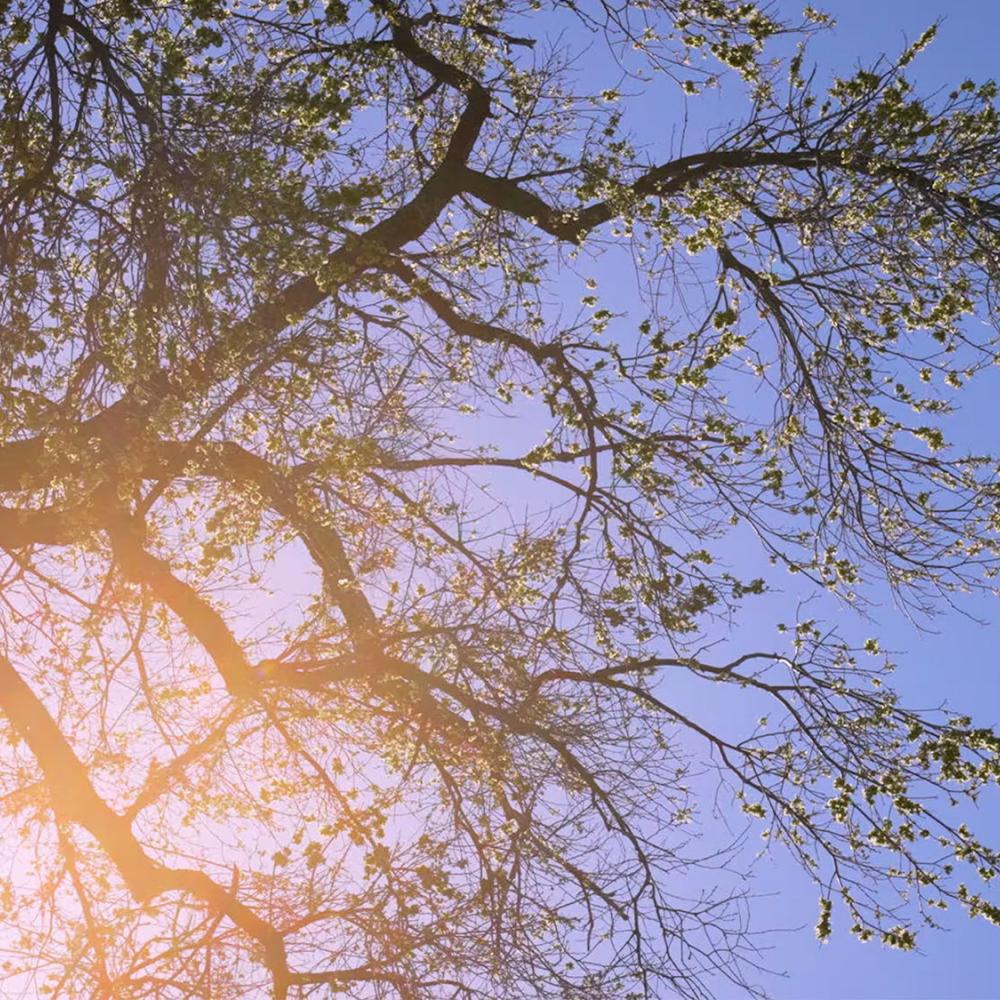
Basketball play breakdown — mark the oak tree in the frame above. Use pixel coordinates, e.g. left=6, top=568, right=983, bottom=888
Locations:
left=2, top=0, right=1000, bottom=996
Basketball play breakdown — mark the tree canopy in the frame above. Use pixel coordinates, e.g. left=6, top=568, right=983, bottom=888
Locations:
left=2, top=0, right=1000, bottom=996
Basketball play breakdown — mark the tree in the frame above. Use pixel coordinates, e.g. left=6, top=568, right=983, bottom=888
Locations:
left=1, top=0, right=1000, bottom=995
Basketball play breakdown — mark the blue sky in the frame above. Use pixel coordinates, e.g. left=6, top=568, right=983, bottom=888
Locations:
left=464, top=3, right=1000, bottom=993
left=246, top=3, right=1000, bottom=994
left=720, top=3, right=1000, bottom=996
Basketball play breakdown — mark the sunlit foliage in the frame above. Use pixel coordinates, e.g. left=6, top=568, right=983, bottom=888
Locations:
left=1, top=1, right=1000, bottom=996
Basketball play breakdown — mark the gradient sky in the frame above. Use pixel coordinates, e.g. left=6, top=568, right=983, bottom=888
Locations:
left=6, top=2, right=999, bottom=996
left=159, top=4, right=1000, bottom=994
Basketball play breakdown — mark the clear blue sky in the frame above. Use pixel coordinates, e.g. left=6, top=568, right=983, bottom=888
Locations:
left=527, top=0, right=1000, bottom=995
left=483, top=3, right=1000, bottom=993
left=719, top=3, right=1000, bottom=997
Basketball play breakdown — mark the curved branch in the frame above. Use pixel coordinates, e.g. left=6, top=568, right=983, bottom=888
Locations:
left=108, top=520, right=259, bottom=699
left=0, top=654, right=291, bottom=996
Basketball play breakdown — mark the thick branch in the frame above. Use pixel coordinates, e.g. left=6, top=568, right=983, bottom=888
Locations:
left=109, top=521, right=258, bottom=699
left=459, top=145, right=1000, bottom=242
left=0, top=655, right=290, bottom=996
left=458, top=148, right=823, bottom=241
left=0, top=500, right=103, bottom=548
